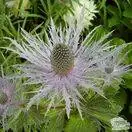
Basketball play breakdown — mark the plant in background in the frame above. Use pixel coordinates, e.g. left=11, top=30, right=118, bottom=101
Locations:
left=37, top=0, right=71, bottom=27
left=110, top=117, right=130, bottom=131
left=5, top=0, right=31, bottom=17
left=97, top=0, right=132, bottom=41
left=64, top=0, right=98, bottom=28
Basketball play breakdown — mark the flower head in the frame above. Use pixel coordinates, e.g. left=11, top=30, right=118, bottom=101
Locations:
left=0, top=77, right=14, bottom=115
left=96, top=47, right=131, bottom=85
left=50, top=43, right=74, bottom=76
left=8, top=13, right=130, bottom=118
left=64, top=0, right=98, bottom=28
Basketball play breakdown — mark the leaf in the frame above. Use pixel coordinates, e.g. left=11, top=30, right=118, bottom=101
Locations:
left=129, top=100, right=132, bottom=114
left=104, top=84, right=120, bottom=98
left=107, top=5, right=119, bottom=16
left=65, top=115, right=97, bottom=132
left=6, top=106, right=49, bottom=131
left=83, top=91, right=125, bottom=125
left=109, top=89, right=127, bottom=109
left=122, top=72, right=132, bottom=90
left=110, top=37, right=125, bottom=46
left=99, top=0, right=106, bottom=9
left=123, top=8, right=132, bottom=18
left=0, top=0, right=5, bottom=15
left=121, top=18, right=132, bottom=30
left=41, top=110, right=65, bottom=132
left=108, top=16, right=120, bottom=28
left=114, top=0, right=122, bottom=17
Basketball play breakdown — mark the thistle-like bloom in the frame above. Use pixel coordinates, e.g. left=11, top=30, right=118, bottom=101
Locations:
left=0, top=77, right=14, bottom=115
left=96, top=48, right=131, bottom=85
left=64, top=0, right=98, bottom=28
left=8, top=14, right=129, bottom=118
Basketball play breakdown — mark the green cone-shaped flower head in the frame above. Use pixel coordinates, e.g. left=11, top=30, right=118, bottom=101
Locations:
left=50, top=44, right=74, bottom=76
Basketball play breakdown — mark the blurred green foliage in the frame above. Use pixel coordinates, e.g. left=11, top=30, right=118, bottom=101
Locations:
left=97, top=0, right=132, bottom=42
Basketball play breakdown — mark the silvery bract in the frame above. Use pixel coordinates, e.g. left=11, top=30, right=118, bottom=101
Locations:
left=8, top=11, right=130, bottom=118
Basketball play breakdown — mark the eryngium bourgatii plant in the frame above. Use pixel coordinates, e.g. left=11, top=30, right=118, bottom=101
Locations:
left=7, top=11, right=130, bottom=118
left=0, top=77, right=15, bottom=116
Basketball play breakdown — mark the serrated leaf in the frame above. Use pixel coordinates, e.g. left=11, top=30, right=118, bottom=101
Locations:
left=6, top=106, right=49, bottom=131
left=109, top=89, right=127, bottom=109
left=65, top=115, right=97, bottom=132
left=104, top=85, right=120, bottom=98
left=122, top=72, right=132, bottom=90
left=41, top=110, right=65, bottom=132
left=83, top=91, right=125, bottom=125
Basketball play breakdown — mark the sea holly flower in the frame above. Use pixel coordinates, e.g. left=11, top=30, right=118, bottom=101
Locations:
left=0, top=77, right=15, bottom=116
left=7, top=14, right=130, bottom=118
left=64, top=0, right=98, bottom=28
left=96, top=48, right=132, bottom=85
